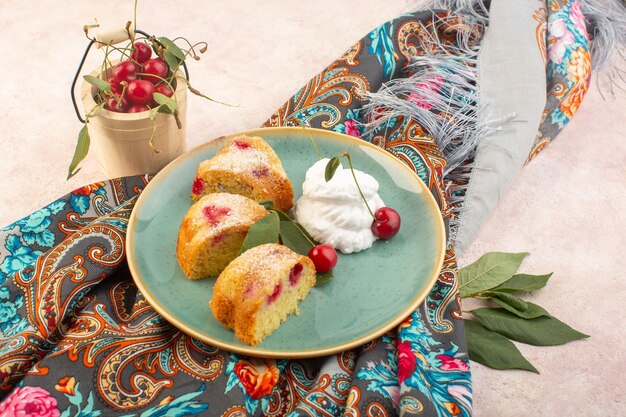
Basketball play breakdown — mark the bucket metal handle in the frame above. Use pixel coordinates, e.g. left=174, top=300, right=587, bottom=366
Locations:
left=71, top=29, right=190, bottom=123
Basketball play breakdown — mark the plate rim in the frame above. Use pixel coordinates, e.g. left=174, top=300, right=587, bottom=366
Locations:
left=126, top=126, right=446, bottom=358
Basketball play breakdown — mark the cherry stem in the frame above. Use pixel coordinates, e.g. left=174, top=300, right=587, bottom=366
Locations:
left=125, top=21, right=133, bottom=42
left=136, top=72, right=178, bottom=100
left=133, top=0, right=139, bottom=38
left=271, top=208, right=316, bottom=248
left=342, top=152, right=375, bottom=219
left=85, top=102, right=105, bottom=121
left=173, top=110, right=183, bottom=129
left=177, top=76, right=236, bottom=107
left=294, top=120, right=322, bottom=160
left=172, top=37, right=208, bottom=59
left=148, top=122, right=160, bottom=154
left=100, top=43, right=111, bottom=84
left=175, top=46, right=202, bottom=73
left=117, top=82, right=128, bottom=108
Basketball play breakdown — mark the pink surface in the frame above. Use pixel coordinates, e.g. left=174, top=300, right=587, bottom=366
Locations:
left=0, top=1, right=624, bottom=415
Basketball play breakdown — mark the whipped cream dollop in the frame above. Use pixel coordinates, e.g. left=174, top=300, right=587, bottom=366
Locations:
left=295, top=158, right=384, bottom=254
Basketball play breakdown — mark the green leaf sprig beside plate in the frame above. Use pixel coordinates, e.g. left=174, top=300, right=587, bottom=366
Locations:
left=460, top=251, right=589, bottom=373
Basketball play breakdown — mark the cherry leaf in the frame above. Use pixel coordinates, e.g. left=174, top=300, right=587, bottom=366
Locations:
left=258, top=200, right=275, bottom=210
left=67, top=125, right=90, bottom=180
left=153, top=93, right=177, bottom=112
left=492, top=273, right=553, bottom=293
left=458, top=252, right=529, bottom=297
left=83, top=75, right=111, bottom=93
left=238, top=212, right=280, bottom=255
left=315, top=270, right=333, bottom=287
left=472, top=308, right=589, bottom=346
left=279, top=221, right=314, bottom=256
left=485, top=294, right=550, bottom=319
left=325, top=157, right=341, bottom=182
left=158, top=36, right=185, bottom=60
left=465, top=320, right=539, bottom=373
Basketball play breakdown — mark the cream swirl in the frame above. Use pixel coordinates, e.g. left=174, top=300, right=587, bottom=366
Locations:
left=295, top=158, right=384, bottom=254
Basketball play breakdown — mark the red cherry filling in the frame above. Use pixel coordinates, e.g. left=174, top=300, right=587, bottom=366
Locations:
left=371, top=207, right=401, bottom=239
left=267, top=283, right=282, bottom=304
left=192, top=177, right=204, bottom=195
left=289, top=263, right=303, bottom=286
left=252, top=166, right=269, bottom=178
left=202, top=205, right=231, bottom=226
left=307, top=245, right=338, bottom=273
left=212, top=234, right=223, bottom=244
left=234, top=139, right=251, bottom=150
left=244, top=282, right=255, bottom=298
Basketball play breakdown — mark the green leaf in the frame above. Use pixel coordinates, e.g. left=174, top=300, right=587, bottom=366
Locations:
left=458, top=252, right=529, bottom=297
left=279, top=221, right=314, bottom=255
left=238, top=212, right=279, bottom=255
left=485, top=291, right=528, bottom=311
left=464, top=320, right=538, bottom=373
left=149, top=106, right=160, bottom=121
left=492, top=273, right=553, bottom=293
left=157, top=105, right=173, bottom=115
left=188, top=84, right=237, bottom=107
left=272, top=208, right=293, bottom=222
left=89, top=101, right=106, bottom=118
left=67, top=125, right=90, bottom=179
left=158, top=37, right=185, bottom=72
left=485, top=292, right=549, bottom=319
left=153, top=93, right=177, bottom=112
left=163, top=50, right=181, bottom=73
left=325, top=157, right=341, bottom=182
left=315, top=270, right=333, bottom=287
left=158, top=36, right=185, bottom=60
left=83, top=75, right=110, bottom=93
left=272, top=208, right=317, bottom=244
left=472, top=308, right=589, bottom=346
left=258, top=200, right=274, bottom=209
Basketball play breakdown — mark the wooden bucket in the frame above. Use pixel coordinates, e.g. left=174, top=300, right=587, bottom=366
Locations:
left=80, top=67, right=187, bottom=178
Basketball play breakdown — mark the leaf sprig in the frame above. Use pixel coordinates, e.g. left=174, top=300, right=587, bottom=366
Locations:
left=324, top=152, right=375, bottom=219
left=237, top=201, right=333, bottom=286
left=460, top=252, right=588, bottom=373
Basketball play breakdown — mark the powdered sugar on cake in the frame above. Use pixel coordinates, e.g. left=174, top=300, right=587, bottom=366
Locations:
left=195, top=194, right=262, bottom=236
left=209, top=147, right=271, bottom=176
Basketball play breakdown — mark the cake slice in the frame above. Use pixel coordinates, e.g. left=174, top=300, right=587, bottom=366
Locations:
left=210, top=243, right=316, bottom=345
left=190, top=135, right=294, bottom=211
left=176, top=193, right=268, bottom=279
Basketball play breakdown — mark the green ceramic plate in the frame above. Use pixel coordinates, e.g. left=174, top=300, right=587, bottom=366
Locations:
left=127, top=127, right=445, bottom=358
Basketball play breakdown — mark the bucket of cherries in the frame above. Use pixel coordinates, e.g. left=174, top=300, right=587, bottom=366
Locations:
left=69, top=22, right=217, bottom=179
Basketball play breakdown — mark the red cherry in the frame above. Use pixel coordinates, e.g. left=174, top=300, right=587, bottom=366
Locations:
left=130, top=41, right=152, bottom=64
left=252, top=166, right=269, bottom=179
left=107, top=77, right=122, bottom=95
left=126, top=80, right=155, bottom=105
left=104, top=96, right=129, bottom=113
left=234, top=139, right=251, bottom=150
left=154, top=83, right=174, bottom=98
left=307, top=244, right=338, bottom=273
left=289, top=263, right=303, bottom=286
left=142, top=58, right=169, bottom=83
left=191, top=177, right=204, bottom=195
left=371, top=207, right=401, bottom=239
left=127, top=104, right=149, bottom=113
left=112, top=60, right=137, bottom=82
left=202, top=205, right=231, bottom=226
left=267, top=283, right=283, bottom=304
